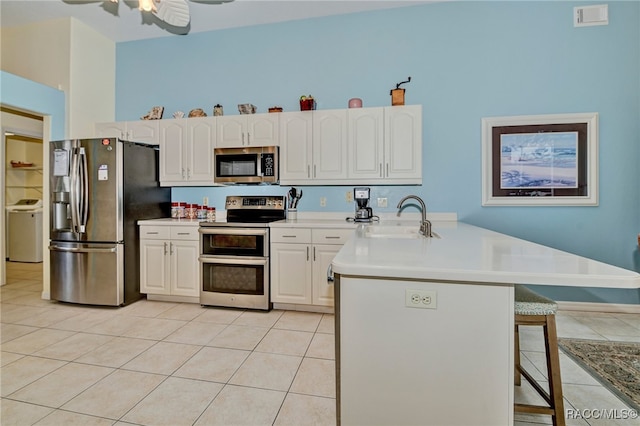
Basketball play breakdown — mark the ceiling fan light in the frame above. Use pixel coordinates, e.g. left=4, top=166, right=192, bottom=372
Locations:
left=139, top=0, right=156, bottom=13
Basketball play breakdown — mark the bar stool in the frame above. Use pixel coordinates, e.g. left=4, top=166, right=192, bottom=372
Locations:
left=514, top=285, right=565, bottom=426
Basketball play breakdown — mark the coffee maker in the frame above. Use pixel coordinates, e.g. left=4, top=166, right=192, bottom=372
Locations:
left=352, top=187, right=376, bottom=222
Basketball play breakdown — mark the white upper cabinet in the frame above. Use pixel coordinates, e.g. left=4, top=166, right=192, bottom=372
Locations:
left=279, top=110, right=348, bottom=185
left=216, top=113, right=279, bottom=148
left=279, top=112, right=313, bottom=182
left=347, top=107, right=384, bottom=180
left=384, top=105, right=422, bottom=183
left=95, top=120, right=159, bottom=145
left=312, top=109, right=348, bottom=181
left=159, top=117, right=216, bottom=186
left=281, top=105, right=421, bottom=185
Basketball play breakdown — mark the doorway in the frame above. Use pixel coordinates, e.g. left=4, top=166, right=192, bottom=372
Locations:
left=1, top=106, right=45, bottom=287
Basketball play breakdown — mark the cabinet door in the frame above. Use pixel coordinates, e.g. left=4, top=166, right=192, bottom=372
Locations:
left=384, top=105, right=422, bottom=181
left=216, top=116, right=246, bottom=148
left=170, top=240, right=200, bottom=297
left=140, top=239, right=170, bottom=295
left=126, top=120, right=159, bottom=144
left=95, top=122, right=126, bottom=139
left=348, top=107, right=384, bottom=179
left=313, top=109, right=348, bottom=180
left=279, top=112, right=313, bottom=184
left=247, top=114, right=279, bottom=146
left=271, top=243, right=312, bottom=304
left=312, top=244, right=340, bottom=307
left=186, top=117, right=215, bottom=182
left=159, top=119, right=187, bottom=184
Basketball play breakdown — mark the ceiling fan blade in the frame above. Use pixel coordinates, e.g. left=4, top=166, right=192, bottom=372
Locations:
left=153, top=0, right=190, bottom=27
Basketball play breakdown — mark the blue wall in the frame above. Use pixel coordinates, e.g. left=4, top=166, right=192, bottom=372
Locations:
left=116, top=1, right=640, bottom=304
left=0, top=71, right=66, bottom=140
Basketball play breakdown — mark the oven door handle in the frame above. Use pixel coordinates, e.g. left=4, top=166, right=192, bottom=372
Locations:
left=199, top=256, right=268, bottom=266
left=199, top=228, right=268, bottom=237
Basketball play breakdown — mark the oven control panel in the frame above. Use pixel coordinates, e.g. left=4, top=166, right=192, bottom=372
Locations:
left=225, top=196, right=285, bottom=210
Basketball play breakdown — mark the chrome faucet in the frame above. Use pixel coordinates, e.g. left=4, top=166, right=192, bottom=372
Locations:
left=397, top=195, right=432, bottom=237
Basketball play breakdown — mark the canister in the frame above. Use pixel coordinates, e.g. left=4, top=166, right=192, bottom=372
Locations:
left=206, top=207, right=216, bottom=222
left=185, top=204, right=198, bottom=220
left=197, top=205, right=208, bottom=220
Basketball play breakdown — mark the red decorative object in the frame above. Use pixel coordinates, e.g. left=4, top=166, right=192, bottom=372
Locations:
left=300, top=99, right=316, bottom=111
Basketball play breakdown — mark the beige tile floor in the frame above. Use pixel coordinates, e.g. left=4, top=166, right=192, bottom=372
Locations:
left=1, top=261, right=639, bottom=425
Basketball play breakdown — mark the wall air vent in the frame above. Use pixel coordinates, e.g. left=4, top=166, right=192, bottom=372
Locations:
left=574, top=4, right=609, bottom=27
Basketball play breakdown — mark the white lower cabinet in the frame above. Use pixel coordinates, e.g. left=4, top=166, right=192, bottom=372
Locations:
left=140, top=224, right=200, bottom=301
left=270, top=227, right=352, bottom=307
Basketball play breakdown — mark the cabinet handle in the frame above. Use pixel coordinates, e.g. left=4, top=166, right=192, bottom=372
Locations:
left=242, top=133, right=245, bottom=145
left=187, top=168, right=191, bottom=179
left=163, top=242, right=167, bottom=255
left=170, top=242, right=174, bottom=255
left=380, top=163, right=383, bottom=178
left=386, top=163, right=389, bottom=177
left=177, top=232, right=189, bottom=235
left=327, top=264, right=334, bottom=283
left=146, top=232, right=159, bottom=235
left=306, top=246, right=309, bottom=261
left=182, top=168, right=186, bottom=179
left=282, top=235, right=297, bottom=238
left=307, top=165, right=311, bottom=178
left=313, top=164, right=317, bottom=178
left=324, top=236, right=340, bottom=239
left=313, top=246, right=316, bottom=261
left=247, top=133, right=251, bottom=145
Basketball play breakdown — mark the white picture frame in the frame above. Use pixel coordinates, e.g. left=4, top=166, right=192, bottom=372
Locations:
left=481, top=112, right=599, bottom=206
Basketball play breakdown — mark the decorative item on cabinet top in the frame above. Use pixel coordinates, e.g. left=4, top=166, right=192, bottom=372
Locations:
left=238, top=104, right=257, bottom=114
left=188, top=108, right=207, bottom=117
left=269, top=106, right=283, bottom=113
left=390, top=76, right=411, bottom=106
left=173, top=111, right=185, bottom=118
left=213, top=104, right=223, bottom=116
left=299, top=94, right=316, bottom=111
left=141, top=106, right=164, bottom=120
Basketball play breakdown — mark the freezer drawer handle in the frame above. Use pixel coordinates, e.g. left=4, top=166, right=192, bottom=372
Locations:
left=49, top=245, right=117, bottom=253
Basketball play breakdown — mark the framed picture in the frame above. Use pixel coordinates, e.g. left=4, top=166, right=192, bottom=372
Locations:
left=481, top=113, right=598, bottom=206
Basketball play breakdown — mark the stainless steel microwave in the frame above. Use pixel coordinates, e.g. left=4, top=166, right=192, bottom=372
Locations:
left=214, top=146, right=278, bottom=184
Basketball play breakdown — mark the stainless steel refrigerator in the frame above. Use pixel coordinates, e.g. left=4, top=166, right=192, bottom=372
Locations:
left=49, top=138, right=171, bottom=306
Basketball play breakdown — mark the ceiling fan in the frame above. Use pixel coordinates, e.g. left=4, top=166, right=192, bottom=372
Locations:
left=68, top=0, right=233, bottom=31
left=111, top=0, right=190, bottom=27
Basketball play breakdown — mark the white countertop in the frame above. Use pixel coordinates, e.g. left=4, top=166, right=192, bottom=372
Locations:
left=138, top=218, right=202, bottom=226
left=332, top=221, right=640, bottom=289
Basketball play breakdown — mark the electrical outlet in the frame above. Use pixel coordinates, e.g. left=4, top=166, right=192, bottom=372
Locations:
left=346, top=191, right=353, bottom=203
left=320, top=197, right=327, bottom=207
left=203, top=196, right=209, bottom=206
left=405, top=289, right=437, bottom=309
left=377, top=197, right=388, bottom=208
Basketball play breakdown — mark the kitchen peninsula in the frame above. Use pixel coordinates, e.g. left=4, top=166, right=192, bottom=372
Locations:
left=331, top=221, right=640, bottom=425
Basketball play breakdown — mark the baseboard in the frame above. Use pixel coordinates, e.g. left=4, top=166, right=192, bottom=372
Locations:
left=557, top=301, right=640, bottom=314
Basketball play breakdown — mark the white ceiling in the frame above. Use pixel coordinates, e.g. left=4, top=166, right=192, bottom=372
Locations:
left=0, top=0, right=431, bottom=43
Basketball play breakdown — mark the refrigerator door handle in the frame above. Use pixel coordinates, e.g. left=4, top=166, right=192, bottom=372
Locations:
left=49, top=245, right=117, bottom=254
left=78, top=147, right=89, bottom=233
left=69, top=147, right=80, bottom=234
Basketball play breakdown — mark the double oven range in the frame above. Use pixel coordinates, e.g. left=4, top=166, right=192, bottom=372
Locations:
left=199, top=196, right=285, bottom=311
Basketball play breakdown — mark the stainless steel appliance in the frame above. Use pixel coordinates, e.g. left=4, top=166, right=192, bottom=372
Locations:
left=347, top=187, right=378, bottom=222
left=49, top=138, right=170, bottom=306
left=214, top=146, right=278, bottom=184
left=199, top=195, right=285, bottom=310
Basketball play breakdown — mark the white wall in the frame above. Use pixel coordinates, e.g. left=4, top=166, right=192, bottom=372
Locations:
left=69, top=19, right=116, bottom=138
left=1, top=17, right=116, bottom=138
